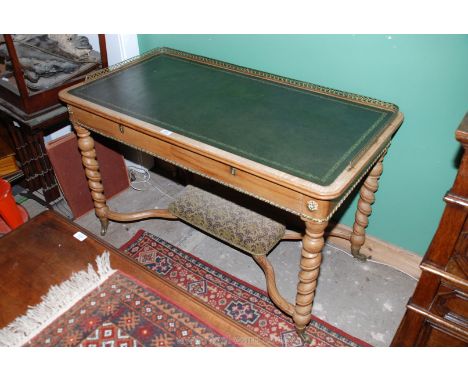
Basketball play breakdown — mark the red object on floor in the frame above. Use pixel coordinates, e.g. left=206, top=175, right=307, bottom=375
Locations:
left=0, top=179, right=25, bottom=230
left=0, top=205, right=28, bottom=234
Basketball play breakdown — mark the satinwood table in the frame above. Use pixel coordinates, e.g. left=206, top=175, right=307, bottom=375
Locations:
left=59, top=47, right=403, bottom=341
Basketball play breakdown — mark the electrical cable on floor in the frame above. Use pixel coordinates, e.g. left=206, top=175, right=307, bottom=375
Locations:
left=127, top=165, right=175, bottom=201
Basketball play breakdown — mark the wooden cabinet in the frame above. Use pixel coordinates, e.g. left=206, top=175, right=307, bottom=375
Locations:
left=392, top=113, right=468, bottom=346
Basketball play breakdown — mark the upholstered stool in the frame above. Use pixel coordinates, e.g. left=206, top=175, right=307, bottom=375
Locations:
left=168, top=185, right=285, bottom=256
left=168, top=185, right=295, bottom=320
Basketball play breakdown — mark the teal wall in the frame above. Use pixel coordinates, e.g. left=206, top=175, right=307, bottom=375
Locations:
left=138, top=35, right=468, bottom=255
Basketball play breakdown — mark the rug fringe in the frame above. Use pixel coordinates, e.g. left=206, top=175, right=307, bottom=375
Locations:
left=0, top=251, right=115, bottom=347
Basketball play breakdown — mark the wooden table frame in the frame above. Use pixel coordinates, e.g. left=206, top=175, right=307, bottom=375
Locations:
left=59, top=48, right=404, bottom=341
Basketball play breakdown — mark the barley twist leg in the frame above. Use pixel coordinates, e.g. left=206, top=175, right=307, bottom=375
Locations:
left=350, top=154, right=385, bottom=261
left=293, top=219, right=327, bottom=343
left=73, top=123, right=110, bottom=235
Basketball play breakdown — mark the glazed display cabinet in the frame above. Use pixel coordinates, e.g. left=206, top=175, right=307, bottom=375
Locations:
left=0, top=34, right=108, bottom=203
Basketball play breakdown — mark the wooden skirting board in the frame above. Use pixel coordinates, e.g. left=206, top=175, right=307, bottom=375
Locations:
left=326, top=223, right=422, bottom=280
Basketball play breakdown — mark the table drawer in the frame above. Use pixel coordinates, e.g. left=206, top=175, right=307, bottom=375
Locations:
left=71, top=107, right=307, bottom=216
left=431, top=283, right=468, bottom=330
left=418, top=320, right=467, bottom=346
left=73, top=106, right=120, bottom=133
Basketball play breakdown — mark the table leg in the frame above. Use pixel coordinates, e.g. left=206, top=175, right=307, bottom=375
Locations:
left=73, top=122, right=110, bottom=235
left=293, top=218, right=327, bottom=343
left=350, top=153, right=385, bottom=261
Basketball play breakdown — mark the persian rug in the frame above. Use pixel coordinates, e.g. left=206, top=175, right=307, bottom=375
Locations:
left=0, top=253, right=238, bottom=347
left=121, top=230, right=371, bottom=347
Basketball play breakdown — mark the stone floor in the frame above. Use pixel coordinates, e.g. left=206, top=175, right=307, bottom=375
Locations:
left=17, top=169, right=417, bottom=346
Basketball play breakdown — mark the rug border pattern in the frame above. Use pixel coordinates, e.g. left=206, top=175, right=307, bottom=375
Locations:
left=121, top=229, right=370, bottom=347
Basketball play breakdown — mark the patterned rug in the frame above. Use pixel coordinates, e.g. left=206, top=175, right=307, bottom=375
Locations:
left=25, top=271, right=238, bottom=347
left=121, top=230, right=370, bottom=347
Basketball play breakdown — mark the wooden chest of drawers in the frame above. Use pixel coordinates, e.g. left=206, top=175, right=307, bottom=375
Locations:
left=392, top=113, right=468, bottom=346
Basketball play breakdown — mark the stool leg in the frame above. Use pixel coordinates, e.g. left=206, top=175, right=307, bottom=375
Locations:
left=293, top=218, right=327, bottom=343
left=350, top=153, right=385, bottom=261
left=73, top=122, right=109, bottom=235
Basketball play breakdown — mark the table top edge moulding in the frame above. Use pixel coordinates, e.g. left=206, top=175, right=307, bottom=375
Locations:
left=59, top=47, right=403, bottom=204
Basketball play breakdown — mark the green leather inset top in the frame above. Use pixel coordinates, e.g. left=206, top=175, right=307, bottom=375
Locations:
left=70, top=49, right=398, bottom=186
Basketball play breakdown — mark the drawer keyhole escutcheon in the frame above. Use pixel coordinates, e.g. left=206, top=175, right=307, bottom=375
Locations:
left=119, top=124, right=124, bottom=134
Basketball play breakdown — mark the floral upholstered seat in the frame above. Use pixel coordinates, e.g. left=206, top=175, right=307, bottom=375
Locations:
left=168, top=186, right=285, bottom=256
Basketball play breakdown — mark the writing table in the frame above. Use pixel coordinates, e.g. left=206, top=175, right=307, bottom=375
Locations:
left=59, top=47, right=403, bottom=341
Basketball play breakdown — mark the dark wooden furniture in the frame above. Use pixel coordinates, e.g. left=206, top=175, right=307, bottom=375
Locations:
left=0, top=35, right=108, bottom=203
left=0, top=111, right=62, bottom=203
left=0, top=210, right=268, bottom=345
left=0, top=124, right=19, bottom=177
left=392, top=113, right=468, bottom=346
left=60, top=47, right=404, bottom=339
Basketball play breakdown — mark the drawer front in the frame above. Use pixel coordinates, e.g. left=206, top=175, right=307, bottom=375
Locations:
left=447, top=216, right=468, bottom=278
left=71, top=107, right=308, bottom=217
left=431, top=283, right=468, bottom=330
left=418, top=320, right=468, bottom=346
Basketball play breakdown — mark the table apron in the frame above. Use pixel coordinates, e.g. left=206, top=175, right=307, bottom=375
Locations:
left=71, top=106, right=337, bottom=220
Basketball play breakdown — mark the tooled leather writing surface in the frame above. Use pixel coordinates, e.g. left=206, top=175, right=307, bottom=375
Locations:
left=70, top=52, right=397, bottom=186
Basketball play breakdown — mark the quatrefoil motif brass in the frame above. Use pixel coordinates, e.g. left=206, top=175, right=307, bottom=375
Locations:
left=307, top=200, right=318, bottom=211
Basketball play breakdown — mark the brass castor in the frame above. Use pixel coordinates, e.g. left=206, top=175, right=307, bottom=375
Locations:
left=351, top=248, right=370, bottom=262
left=99, top=218, right=109, bottom=236
left=297, top=330, right=312, bottom=345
